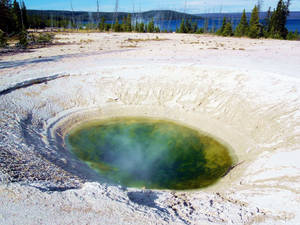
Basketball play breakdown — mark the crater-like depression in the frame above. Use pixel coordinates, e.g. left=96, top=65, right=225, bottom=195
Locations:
left=66, top=117, right=234, bottom=190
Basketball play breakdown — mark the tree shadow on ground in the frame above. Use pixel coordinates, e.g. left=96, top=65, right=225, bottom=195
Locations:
left=0, top=48, right=134, bottom=69
left=127, top=190, right=169, bottom=214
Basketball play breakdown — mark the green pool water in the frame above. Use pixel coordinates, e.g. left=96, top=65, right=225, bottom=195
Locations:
left=66, top=117, right=234, bottom=190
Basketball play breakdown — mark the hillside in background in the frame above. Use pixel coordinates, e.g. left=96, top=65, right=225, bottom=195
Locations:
left=27, top=9, right=203, bottom=23
left=25, top=9, right=300, bottom=32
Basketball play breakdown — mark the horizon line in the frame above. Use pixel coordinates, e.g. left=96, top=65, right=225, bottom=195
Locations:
left=27, top=8, right=300, bottom=14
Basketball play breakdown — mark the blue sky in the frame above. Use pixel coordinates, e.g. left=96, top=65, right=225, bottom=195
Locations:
left=25, top=0, right=300, bottom=13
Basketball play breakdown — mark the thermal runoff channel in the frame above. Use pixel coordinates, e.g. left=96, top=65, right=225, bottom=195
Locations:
left=67, top=117, right=234, bottom=190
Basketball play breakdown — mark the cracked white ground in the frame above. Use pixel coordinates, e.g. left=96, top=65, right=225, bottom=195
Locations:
left=0, top=33, right=299, bottom=225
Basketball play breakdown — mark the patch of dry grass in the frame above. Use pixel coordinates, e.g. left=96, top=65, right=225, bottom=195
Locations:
left=80, top=39, right=94, bottom=44
left=126, top=37, right=168, bottom=43
left=189, top=41, right=200, bottom=44
left=120, top=45, right=138, bottom=48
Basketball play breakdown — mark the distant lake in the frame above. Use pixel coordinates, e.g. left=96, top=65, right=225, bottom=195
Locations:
left=286, top=19, right=300, bottom=32
left=98, top=18, right=300, bottom=32
left=153, top=19, right=300, bottom=32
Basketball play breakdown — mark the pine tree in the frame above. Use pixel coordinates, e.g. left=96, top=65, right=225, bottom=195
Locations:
left=20, top=1, right=28, bottom=29
left=104, top=23, right=111, bottom=31
left=223, top=21, right=233, bottom=36
left=147, top=18, right=154, bottom=33
left=120, top=16, right=126, bottom=32
left=126, top=14, right=132, bottom=32
left=0, top=0, right=13, bottom=33
left=0, top=28, right=8, bottom=47
left=263, top=7, right=272, bottom=36
left=178, top=18, right=186, bottom=33
left=269, top=0, right=290, bottom=39
left=98, top=17, right=105, bottom=31
left=137, top=22, right=145, bottom=33
left=12, top=0, right=23, bottom=32
left=191, top=21, right=198, bottom=33
left=185, top=19, right=192, bottom=33
left=133, top=19, right=138, bottom=32
left=217, top=17, right=227, bottom=35
left=113, top=18, right=120, bottom=32
left=154, top=26, right=160, bottom=33
left=17, top=29, right=28, bottom=48
left=248, top=5, right=261, bottom=38
left=234, top=9, right=249, bottom=37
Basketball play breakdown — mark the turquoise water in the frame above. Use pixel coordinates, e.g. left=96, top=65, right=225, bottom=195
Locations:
left=67, top=117, right=234, bottom=190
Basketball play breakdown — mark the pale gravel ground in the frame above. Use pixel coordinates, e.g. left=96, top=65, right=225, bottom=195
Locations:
left=0, top=32, right=299, bottom=225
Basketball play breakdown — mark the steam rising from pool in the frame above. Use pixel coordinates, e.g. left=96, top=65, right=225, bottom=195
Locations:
left=66, top=117, right=233, bottom=190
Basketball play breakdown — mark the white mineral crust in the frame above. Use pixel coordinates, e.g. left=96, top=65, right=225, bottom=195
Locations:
left=0, top=33, right=299, bottom=224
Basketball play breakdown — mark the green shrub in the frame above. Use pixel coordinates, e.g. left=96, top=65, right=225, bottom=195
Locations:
left=36, top=33, right=55, bottom=44
left=286, top=30, right=299, bottom=40
left=270, top=32, right=284, bottom=39
left=104, top=24, right=111, bottom=31
left=17, top=30, right=28, bottom=48
left=0, top=29, right=8, bottom=48
left=196, top=28, right=204, bottom=34
left=154, top=26, right=160, bottom=33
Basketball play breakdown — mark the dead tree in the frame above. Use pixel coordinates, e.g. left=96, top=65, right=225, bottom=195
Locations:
left=113, top=0, right=119, bottom=23
left=96, top=0, right=100, bottom=24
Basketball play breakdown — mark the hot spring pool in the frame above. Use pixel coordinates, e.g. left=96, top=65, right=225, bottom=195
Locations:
left=66, top=117, right=234, bottom=190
